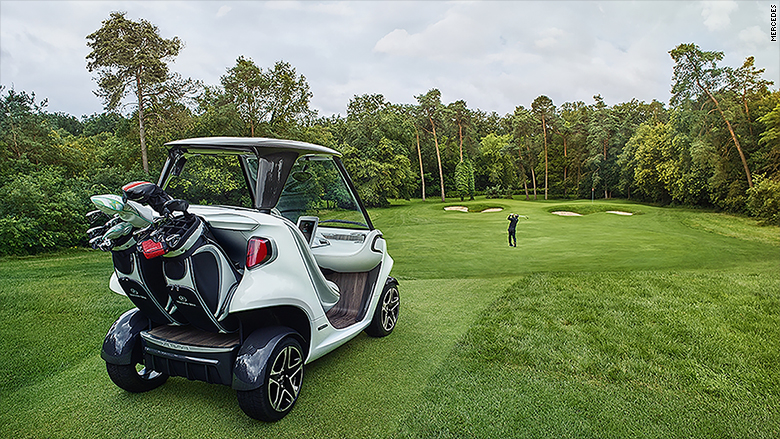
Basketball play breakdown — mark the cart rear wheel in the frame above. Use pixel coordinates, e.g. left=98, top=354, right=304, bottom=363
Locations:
left=237, top=336, right=304, bottom=421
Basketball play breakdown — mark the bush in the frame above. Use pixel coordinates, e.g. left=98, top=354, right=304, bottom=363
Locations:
left=485, top=185, right=502, bottom=199
left=746, top=174, right=780, bottom=226
left=0, top=167, right=87, bottom=256
left=0, top=163, right=146, bottom=256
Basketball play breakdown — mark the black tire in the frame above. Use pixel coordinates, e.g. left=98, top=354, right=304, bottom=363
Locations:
left=365, top=282, right=399, bottom=338
left=106, top=361, right=168, bottom=393
left=237, top=336, right=304, bottom=422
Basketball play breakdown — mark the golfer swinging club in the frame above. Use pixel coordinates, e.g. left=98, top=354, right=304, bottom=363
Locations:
left=507, top=213, right=519, bottom=247
left=507, top=213, right=528, bottom=247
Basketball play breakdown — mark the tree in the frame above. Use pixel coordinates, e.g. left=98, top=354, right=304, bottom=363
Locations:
left=511, top=106, right=536, bottom=199
left=479, top=133, right=516, bottom=192
left=416, top=89, right=446, bottom=202
left=447, top=100, right=471, bottom=162
left=587, top=95, right=618, bottom=198
left=264, top=61, right=314, bottom=136
left=729, top=56, right=773, bottom=137
left=455, top=159, right=474, bottom=201
left=86, top=11, right=183, bottom=173
left=221, top=58, right=313, bottom=138
left=221, top=56, right=265, bottom=136
left=532, top=95, right=555, bottom=199
left=669, top=43, right=753, bottom=188
left=0, top=87, right=52, bottom=166
left=413, top=121, right=426, bottom=201
left=758, top=101, right=780, bottom=176
left=556, top=101, right=589, bottom=195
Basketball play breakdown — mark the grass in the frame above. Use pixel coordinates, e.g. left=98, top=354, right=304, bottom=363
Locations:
left=1, top=197, right=778, bottom=438
left=396, top=271, right=779, bottom=438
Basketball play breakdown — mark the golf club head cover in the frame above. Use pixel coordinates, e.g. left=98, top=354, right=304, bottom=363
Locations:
left=122, top=181, right=172, bottom=215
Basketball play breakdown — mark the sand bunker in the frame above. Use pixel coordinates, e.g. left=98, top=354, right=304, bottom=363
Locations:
left=551, top=211, right=582, bottom=216
left=444, top=206, right=504, bottom=213
left=606, top=211, right=633, bottom=216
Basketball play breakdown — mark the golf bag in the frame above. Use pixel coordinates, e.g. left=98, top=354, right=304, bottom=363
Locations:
left=112, top=235, right=189, bottom=326
left=139, top=213, right=241, bottom=334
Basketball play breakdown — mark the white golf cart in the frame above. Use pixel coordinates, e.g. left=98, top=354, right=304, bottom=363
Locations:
left=88, top=137, right=399, bottom=421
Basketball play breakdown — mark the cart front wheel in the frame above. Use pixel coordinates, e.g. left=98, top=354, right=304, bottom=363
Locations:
left=365, top=283, right=399, bottom=337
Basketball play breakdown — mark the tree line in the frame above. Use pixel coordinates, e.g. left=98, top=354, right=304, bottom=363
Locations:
left=1, top=12, right=778, bottom=256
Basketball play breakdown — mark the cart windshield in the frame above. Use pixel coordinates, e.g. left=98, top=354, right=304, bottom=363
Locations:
left=164, top=154, right=253, bottom=208
left=276, top=156, right=370, bottom=230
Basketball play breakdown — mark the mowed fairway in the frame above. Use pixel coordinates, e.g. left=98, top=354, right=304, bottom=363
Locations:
left=1, top=198, right=778, bottom=438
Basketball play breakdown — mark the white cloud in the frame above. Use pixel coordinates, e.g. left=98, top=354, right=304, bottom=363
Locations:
left=373, top=6, right=496, bottom=61
left=373, top=29, right=415, bottom=55
left=534, top=28, right=566, bottom=49
left=700, top=0, right=738, bottom=31
left=216, top=6, right=231, bottom=18
left=738, top=25, right=766, bottom=48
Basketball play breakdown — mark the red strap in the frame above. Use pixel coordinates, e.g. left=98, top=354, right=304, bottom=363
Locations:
left=140, top=239, right=166, bottom=259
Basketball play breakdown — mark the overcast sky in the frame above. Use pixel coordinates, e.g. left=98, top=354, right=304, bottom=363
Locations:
left=1, top=1, right=778, bottom=119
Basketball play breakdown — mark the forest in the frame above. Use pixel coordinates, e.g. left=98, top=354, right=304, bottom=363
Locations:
left=1, top=13, right=778, bottom=256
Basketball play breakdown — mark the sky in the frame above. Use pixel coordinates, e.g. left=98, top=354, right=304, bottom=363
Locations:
left=1, top=1, right=778, bottom=119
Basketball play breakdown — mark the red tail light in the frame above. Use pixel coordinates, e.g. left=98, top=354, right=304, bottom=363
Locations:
left=246, top=237, right=272, bottom=269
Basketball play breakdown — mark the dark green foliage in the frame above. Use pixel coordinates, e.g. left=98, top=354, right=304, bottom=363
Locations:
left=221, top=57, right=313, bottom=138
left=454, top=160, right=474, bottom=201
left=746, top=174, right=780, bottom=225
left=333, top=94, right=416, bottom=207
left=341, top=138, right=415, bottom=207
left=81, top=112, right=125, bottom=136
left=47, top=112, right=83, bottom=136
left=0, top=167, right=87, bottom=255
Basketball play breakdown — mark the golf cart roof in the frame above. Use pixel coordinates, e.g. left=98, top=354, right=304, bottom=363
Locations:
left=164, top=137, right=340, bottom=157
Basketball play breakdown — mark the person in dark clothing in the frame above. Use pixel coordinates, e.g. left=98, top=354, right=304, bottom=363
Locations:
left=507, top=213, right=519, bottom=247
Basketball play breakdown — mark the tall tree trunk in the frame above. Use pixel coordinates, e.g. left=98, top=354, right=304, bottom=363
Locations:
left=136, top=74, right=149, bottom=174
left=519, top=147, right=530, bottom=200
left=530, top=167, right=537, bottom=200
left=415, top=128, right=425, bottom=201
left=458, top=122, right=463, bottom=162
left=430, top=116, right=445, bottom=202
left=542, top=114, right=548, bottom=200
left=703, top=86, right=753, bottom=188
left=742, top=87, right=754, bottom=137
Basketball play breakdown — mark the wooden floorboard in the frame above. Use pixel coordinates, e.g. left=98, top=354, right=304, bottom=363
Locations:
left=147, top=325, right=240, bottom=348
left=325, top=271, right=369, bottom=329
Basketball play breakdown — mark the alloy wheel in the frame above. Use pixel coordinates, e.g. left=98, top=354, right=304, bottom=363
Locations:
left=268, top=344, right=304, bottom=412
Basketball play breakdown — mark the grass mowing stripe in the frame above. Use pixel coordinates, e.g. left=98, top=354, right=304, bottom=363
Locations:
left=0, top=250, right=124, bottom=396
left=394, top=270, right=780, bottom=439
left=0, top=278, right=510, bottom=439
